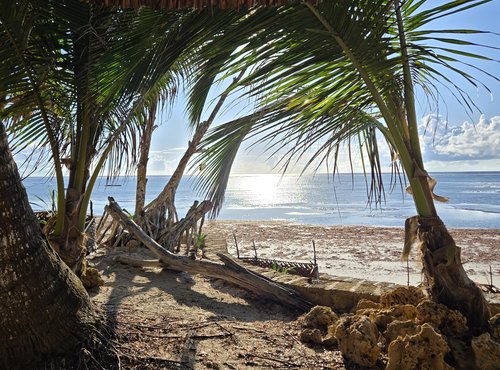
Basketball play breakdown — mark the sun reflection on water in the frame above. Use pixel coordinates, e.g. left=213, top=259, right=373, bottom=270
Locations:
left=232, top=174, right=282, bottom=206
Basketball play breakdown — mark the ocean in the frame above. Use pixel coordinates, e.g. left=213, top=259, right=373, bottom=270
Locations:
left=23, top=172, right=500, bottom=229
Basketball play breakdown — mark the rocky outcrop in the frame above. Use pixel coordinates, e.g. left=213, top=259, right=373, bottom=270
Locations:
left=489, top=313, right=500, bottom=341
left=356, top=298, right=381, bottom=310
left=384, top=320, right=420, bottom=344
left=303, top=305, right=338, bottom=329
left=300, top=306, right=338, bottom=346
left=380, top=286, right=425, bottom=307
left=295, top=286, right=494, bottom=369
left=447, top=337, right=476, bottom=370
left=358, top=304, right=417, bottom=331
left=80, top=261, right=105, bottom=288
left=299, top=328, right=323, bottom=344
left=416, top=300, right=468, bottom=337
left=471, top=333, right=500, bottom=370
left=334, top=315, right=381, bottom=367
left=386, top=323, right=452, bottom=370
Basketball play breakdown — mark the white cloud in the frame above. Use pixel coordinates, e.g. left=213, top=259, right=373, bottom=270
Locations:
left=146, top=148, right=186, bottom=175
left=421, top=115, right=500, bottom=161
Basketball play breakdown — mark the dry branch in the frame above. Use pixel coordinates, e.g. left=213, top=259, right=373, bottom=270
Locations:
left=105, top=197, right=312, bottom=311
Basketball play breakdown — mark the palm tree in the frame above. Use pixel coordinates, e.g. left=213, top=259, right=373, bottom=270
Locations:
left=194, top=0, right=498, bottom=330
left=0, top=0, right=243, bottom=272
left=0, top=121, right=98, bottom=368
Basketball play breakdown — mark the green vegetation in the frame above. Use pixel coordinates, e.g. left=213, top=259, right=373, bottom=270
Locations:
left=194, top=0, right=497, bottom=329
left=0, top=0, right=243, bottom=271
left=0, top=1, right=497, bottom=366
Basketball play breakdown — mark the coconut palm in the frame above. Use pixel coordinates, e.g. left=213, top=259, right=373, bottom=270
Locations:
left=194, top=0, right=498, bottom=330
left=0, top=120, right=98, bottom=368
left=0, top=0, right=245, bottom=272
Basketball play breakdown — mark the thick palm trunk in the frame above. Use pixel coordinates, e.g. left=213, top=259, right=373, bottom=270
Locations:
left=414, top=216, right=490, bottom=331
left=0, top=123, right=98, bottom=368
left=50, top=186, right=88, bottom=273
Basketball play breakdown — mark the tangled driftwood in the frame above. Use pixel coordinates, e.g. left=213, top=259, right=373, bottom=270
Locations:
left=105, top=198, right=312, bottom=311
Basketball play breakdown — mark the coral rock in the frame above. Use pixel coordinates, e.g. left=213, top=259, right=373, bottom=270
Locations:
left=356, top=299, right=382, bottom=311
left=447, top=337, right=476, bottom=370
left=303, top=306, right=338, bottom=330
left=384, top=320, right=420, bottom=344
left=416, top=300, right=468, bottom=337
left=386, top=323, right=452, bottom=370
left=380, top=286, right=425, bottom=307
left=489, top=313, right=500, bottom=341
left=334, top=315, right=381, bottom=367
left=80, top=263, right=104, bottom=288
left=365, top=304, right=418, bottom=331
left=322, top=335, right=337, bottom=348
left=471, top=333, right=500, bottom=370
left=300, top=328, right=323, bottom=344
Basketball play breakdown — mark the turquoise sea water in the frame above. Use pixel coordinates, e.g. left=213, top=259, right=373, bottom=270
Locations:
left=23, top=172, right=500, bottom=229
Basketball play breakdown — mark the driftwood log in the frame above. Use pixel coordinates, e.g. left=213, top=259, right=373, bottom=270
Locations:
left=105, top=198, right=312, bottom=311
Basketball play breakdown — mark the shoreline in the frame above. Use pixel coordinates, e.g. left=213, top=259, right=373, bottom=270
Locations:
left=214, top=218, right=500, bottom=230
left=204, top=220, right=500, bottom=287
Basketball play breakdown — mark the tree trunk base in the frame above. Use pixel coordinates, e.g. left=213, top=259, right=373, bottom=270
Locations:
left=410, top=216, right=491, bottom=332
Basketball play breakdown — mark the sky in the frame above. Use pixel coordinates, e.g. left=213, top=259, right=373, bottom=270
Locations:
left=12, top=1, right=500, bottom=178
left=143, top=1, right=500, bottom=176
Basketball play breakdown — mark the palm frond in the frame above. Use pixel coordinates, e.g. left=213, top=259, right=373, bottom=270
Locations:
left=192, top=0, right=498, bottom=214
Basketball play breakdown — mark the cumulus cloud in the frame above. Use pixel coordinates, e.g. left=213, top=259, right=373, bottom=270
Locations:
left=146, top=148, right=186, bottom=175
left=420, top=115, right=500, bottom=162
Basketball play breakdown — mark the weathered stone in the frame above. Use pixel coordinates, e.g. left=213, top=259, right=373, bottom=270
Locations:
left=361, top=304, right=418, bottom=331
left=416, top=300, right=468, bottom=337
left=300, top=328, right=323, bottom=344
left=471, top=333, right=500, bottom=370
left=386, top=323, right=452, bottom=370
left=80, top=262, right=104, bottom=288
left=303, top=305, right=338, bottom=330
left=322, top=335, right=337, bottom=348
left=384, top=320, right=420, bottom=344
left=334, top=315, right=381, bottom=367
left=447, top=337, right=476, bottom=370
left=327, top=321, right=336, bottom=338
left=356, top=299, right=381, bottom=311
left=380, top=286, right=425, bottom=307
left=489, top=313, right=500, bottom=341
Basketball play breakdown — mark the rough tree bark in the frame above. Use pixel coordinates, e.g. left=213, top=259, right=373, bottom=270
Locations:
left=0, top=122, right=99, bottom=368
left=412, top=216, right=491, bottom=331
left=135, top=102, right=157, bottom=221
left=142, top=71, right=245, bottom=239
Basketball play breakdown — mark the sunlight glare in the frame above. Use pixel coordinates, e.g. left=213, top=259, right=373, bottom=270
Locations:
left=237, top=174, right=281, bottom=206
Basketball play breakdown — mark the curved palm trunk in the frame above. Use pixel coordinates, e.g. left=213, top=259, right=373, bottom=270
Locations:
left=410, top=214, right=490, bottom=331
left=135, top=103, right=157, bottom=221
left=393, top=2, right=490, bottom=330
left=142, top=119, right=210, bottom=229
left=142, top=71, right=244, bottom=240
left=0, top=123, right=98, bottom=368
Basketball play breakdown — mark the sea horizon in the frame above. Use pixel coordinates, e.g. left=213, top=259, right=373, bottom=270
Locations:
left=23, top=171, right=500, bottom=229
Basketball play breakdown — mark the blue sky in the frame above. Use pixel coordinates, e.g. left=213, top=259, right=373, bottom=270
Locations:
left=145, top=1, right=500, bottom=175
left=14, top=2, right=499, bottom=177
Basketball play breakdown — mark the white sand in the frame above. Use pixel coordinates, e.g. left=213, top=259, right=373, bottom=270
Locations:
left=205, top=220, right=500, bottom=286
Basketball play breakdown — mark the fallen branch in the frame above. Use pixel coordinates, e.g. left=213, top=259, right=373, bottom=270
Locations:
left=115, top=255, right=162, bottom=268
left=105, top=197, right=312, bottom=311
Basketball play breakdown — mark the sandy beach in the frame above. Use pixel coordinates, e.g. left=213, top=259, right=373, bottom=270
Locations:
left=82, top=219, right=500, bottom=369
left=204, top=220, right=500, bottom=287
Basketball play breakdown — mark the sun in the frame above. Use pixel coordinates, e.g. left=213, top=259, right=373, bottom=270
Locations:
left=236, top=174, right=281, bottom=206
